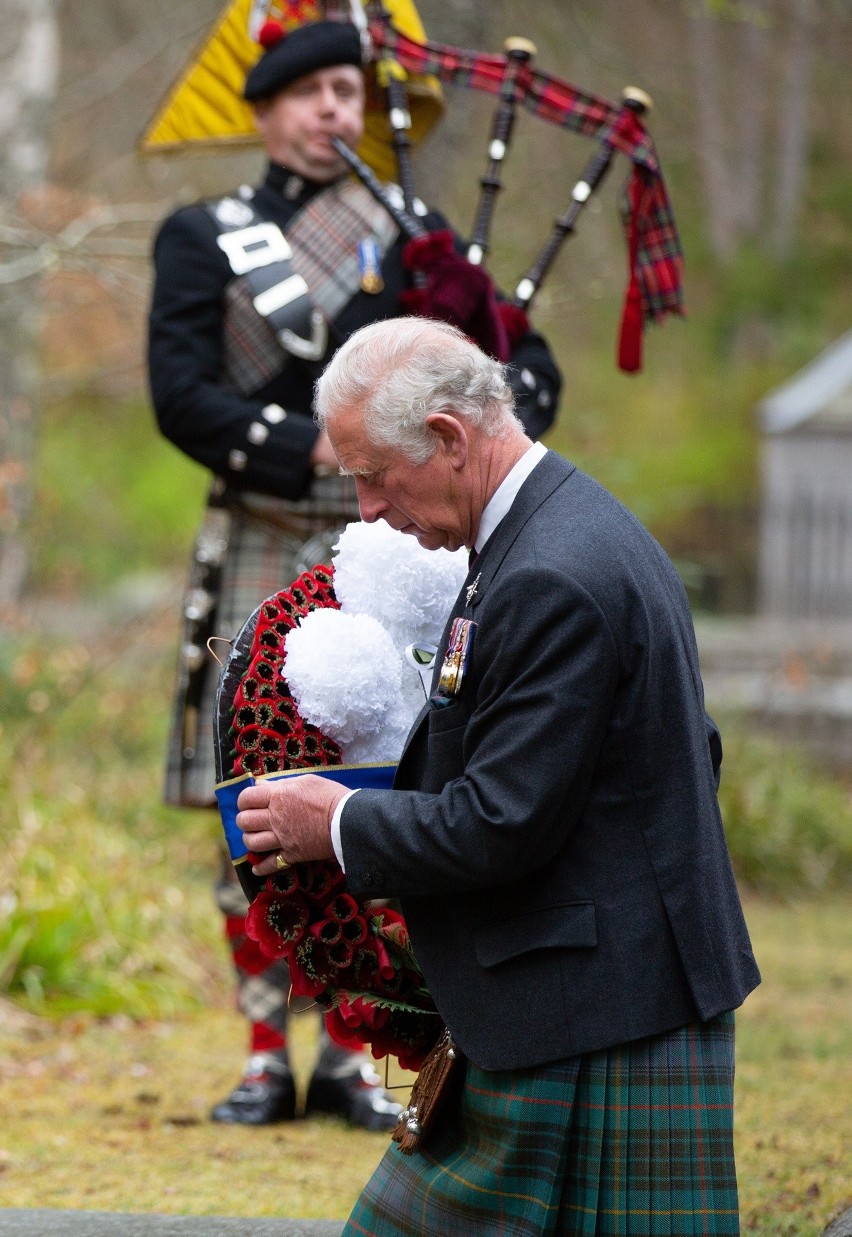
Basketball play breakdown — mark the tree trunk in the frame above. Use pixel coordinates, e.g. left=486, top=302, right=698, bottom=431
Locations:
left=408, top=0, right=497, bottom=208
left=684, top=0, right=739, bottom=260
left=771, top=0, right=815, bottom=258
left=735, top=0, right=772, bottom=237
left=0, top=0, right=60, bottom=607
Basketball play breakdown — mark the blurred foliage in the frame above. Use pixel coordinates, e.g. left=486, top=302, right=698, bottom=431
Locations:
left=0, top=621, right=224, bottom=1017
left=717, top=723, right=852, bottom=897
left=31, top=395, right=206, bottom=595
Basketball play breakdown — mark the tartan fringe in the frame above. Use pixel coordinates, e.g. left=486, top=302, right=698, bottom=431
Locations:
left=369, top=21, right=684, bottom=326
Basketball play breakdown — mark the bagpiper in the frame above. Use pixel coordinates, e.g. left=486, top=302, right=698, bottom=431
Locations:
left=146, top=0, right=562, bottom=1128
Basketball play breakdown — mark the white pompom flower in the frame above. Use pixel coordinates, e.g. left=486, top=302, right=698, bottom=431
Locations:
left=332, top=521, right=468, bottom=649
left=283, top=609, right=403, bottom=751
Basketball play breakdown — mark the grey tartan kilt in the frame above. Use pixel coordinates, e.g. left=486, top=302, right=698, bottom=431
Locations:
left=164, top=473, right=360, bottom=808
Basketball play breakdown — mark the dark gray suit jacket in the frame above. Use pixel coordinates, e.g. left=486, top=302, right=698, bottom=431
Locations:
left=341, top=451, right=760, bottom=1070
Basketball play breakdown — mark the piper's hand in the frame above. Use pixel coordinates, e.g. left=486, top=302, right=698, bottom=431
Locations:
left=237, top=775, right=346, bottom=874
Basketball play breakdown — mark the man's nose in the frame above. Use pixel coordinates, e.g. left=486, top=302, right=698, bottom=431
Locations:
left=317, top=86, right=339, bottom=115
left=355, top=481, right=384, bottom=524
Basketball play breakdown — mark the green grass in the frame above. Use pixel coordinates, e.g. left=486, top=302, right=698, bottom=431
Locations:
left=735, top=897, right=852, bottom=1235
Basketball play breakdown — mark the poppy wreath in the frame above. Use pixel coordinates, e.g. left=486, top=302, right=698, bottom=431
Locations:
left=228, top=564, right=442, bottom=1071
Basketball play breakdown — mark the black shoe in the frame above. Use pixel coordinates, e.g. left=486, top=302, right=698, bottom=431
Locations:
left=305, top=1062, right=403, bottom=1132
left=210, top=1062, right=297, bottom=1125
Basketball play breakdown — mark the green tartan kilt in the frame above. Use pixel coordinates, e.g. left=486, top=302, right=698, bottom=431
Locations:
left=344, top=1012, right=739, bottom=1237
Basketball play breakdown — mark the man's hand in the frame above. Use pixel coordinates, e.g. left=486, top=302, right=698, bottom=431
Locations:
left=237, top=775, right=347, bottom=875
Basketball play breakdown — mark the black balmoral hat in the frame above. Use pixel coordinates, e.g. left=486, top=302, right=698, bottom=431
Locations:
left=244, top=20, right=364, bottom=102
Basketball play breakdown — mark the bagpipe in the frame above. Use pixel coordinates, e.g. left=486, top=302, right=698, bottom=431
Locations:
left=353, top=1, right=683, bottom=373
left=141, top=0, right=683, bottom=373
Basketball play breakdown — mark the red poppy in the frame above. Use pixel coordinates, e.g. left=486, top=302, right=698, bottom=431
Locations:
left=370, top=934, right=398, bottom=983
left=310, top=918, right=343, bottom=947
left=341, top=915, right=368, bottom=947
left=245, top=889, right=309, bottom=958
left=299, top=860, right=346, bottom=905
left=327, top=938, right=355, bottom=970
left=325, top=1005, right=369, bottom=1053
left=328, top=892, right=359, bottom=923
left=225, top=566, right=444, bottom=1064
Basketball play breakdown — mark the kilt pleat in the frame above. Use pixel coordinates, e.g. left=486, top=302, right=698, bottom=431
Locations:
left=343, top=1013, right=739, bottom=1237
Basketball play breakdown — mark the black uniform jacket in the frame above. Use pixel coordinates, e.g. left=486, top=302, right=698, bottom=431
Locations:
left=340, top=451, right=761, bottom=1071
left=148, top=162, right=562, bottom=501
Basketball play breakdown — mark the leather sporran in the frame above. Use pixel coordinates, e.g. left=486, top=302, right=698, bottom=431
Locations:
left=392, top=1027, right=463, bottom=1155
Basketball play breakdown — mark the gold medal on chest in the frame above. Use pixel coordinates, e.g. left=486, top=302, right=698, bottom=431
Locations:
left=435, top=617, right=477, bottom=699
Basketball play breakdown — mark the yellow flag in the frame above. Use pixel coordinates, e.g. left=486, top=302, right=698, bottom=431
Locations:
left=139, top=0, right=443, bottom=180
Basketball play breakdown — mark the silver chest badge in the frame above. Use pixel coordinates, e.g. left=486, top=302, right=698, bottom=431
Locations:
left=214, top=197, right=255, bottom=228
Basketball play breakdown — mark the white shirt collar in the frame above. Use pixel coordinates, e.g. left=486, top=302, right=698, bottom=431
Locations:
left=473, top=440, right=547, bottom=554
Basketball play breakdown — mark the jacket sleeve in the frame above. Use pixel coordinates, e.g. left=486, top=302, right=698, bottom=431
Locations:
left=706, top=711, right=723, bottom=790
left=147, top=206, right=321, bottom=500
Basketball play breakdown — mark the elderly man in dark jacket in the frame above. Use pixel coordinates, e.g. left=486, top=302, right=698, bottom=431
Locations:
left=238, top=317, right=759, bottom=1235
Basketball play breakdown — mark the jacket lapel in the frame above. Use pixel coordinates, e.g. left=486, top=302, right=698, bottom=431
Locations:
left=466, top=450, right=575, bottom=616
left=393, top=451, right=575, bottom=785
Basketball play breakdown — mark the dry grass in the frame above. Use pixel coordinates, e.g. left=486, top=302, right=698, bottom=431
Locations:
left=0, top=897, right=849, bottom=1232
left=0, top=1000, right=411, bottom=1220
left=734, top=897, right=852, bottom=1235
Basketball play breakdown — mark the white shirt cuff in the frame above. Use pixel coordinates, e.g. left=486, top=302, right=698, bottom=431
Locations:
left=330, top=788, right=359, bottom=871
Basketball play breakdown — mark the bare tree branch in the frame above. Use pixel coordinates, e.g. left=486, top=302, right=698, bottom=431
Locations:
left=0, top=202, right=169, bottom=283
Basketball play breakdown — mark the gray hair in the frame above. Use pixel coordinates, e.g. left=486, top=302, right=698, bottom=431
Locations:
left=314, top=317, right=522, bottom=464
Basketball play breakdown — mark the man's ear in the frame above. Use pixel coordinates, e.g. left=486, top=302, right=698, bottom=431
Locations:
left=425, top=413, right=468, bottom=469
left=252, top=101, right=270, bottom=136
